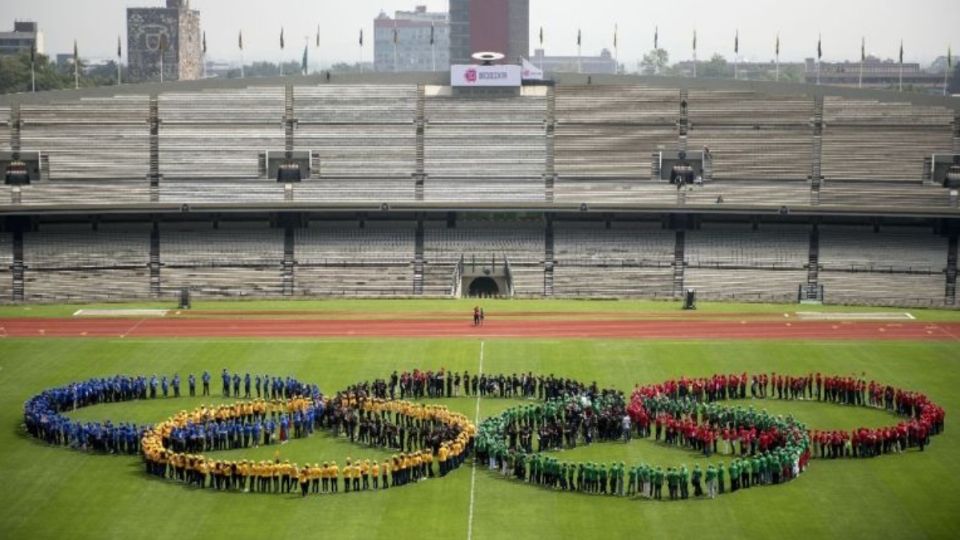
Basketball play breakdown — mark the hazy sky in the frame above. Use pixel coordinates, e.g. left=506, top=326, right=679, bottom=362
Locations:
left=1, top=0, right=956, bottom=66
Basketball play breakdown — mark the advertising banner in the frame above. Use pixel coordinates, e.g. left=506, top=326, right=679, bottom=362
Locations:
left=451, top=64, right=522, bottom=87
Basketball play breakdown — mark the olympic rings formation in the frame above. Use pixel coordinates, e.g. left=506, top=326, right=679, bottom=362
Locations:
left=23, top=371, right=945, bottom=500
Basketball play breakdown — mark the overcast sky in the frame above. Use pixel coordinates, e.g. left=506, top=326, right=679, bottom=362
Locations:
left=2, top=0, right=956, bottom=66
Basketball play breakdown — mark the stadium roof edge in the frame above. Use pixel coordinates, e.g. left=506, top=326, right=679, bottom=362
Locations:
left=0, top=72, right=957, bottom=111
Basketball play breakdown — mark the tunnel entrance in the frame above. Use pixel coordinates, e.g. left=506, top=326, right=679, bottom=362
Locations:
left=468, top=277, right=500, bottom=297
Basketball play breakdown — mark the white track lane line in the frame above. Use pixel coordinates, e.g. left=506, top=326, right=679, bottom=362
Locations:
left=466, top=341, right=484, bottom=540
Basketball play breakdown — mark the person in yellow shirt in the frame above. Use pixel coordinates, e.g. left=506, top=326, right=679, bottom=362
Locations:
left=330, top=461, right=339, bottom=494
left=344, top=459, right=353, bottom=493
left=439, top=444, right=450, bottom=476
left=361, top=460, right=371, bottom=491
left=298, top=465, right=310, bottom=497
left=372, top=460, right=381, bottom=490
left=423, top=450, right=433, bottom=479
left=320, top=462, right=330, bottom=493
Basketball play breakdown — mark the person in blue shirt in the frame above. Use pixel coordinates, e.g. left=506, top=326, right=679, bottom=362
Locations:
left=221, top=369, right=230, bottom=397
left=202, top=371, right=211, bottom=396
left=149, top=375, right=158, bottom=399
left=172, top=374, right=181, bottom=398
left=232, top=374, right=241, bottom=398
left=161, top=376, right=169, bottom=398
left=244, top=373, right=252, bottom=398
left=255, top=375, right=262, bottom=398
left=188, top=373, right=196, bottom=397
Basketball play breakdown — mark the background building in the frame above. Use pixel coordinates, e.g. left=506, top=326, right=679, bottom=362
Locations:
left=0, top=21, right=44, bottom=56
left=531, top=48, right=617, bottom=74
left=449, top=0, right=529, bottom=65
left=804, top=57, right=945, bottom=92
left=127, top=0, right=201, bottom=82
left=374, top=5, right=449, bottom=72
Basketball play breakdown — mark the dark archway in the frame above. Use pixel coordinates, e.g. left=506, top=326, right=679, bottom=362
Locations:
left=468, top=277, right=500, bottom=297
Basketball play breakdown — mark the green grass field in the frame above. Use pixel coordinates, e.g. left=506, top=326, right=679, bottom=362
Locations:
left=1, top=300, right=959, bottom=540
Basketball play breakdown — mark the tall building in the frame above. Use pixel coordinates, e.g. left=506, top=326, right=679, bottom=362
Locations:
left=374, top=6, right=449, bottom=72
left=127, top=0, right=202, bottom=82
left=0, top=21, right=44, bottom=57
left=449, top=0, right=529, bottom=65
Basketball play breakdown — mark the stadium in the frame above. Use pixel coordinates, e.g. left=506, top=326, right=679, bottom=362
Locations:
left=2, top=3, right=960, bottom=540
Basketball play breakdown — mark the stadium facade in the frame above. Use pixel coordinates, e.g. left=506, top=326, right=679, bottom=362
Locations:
left=0, top=73, right=958, bottom=307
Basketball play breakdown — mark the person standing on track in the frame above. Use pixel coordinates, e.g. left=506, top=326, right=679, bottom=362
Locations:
left=473, top=306, right=480, bottom=326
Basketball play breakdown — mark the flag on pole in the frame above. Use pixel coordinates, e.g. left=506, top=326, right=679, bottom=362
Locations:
left=693, top=30, right=697, bottom=52
left=430, top=24, right=435, bottom=46
left=393, top=27, right=398, bottom=45
left=117, top=35, right=122, bottom=59
left=613, top=24, right=618, bottom=49
left=949, top=46, right=953, bottom=69
left=654, top=26, right=659, bottom=50
left=280, top=27, right=285, bottom=50
left=202, top=32, right=207, bottom=55
left=899, top=40, right=903, bottom=64
left=239, top=31, right=243, bottom=51
left=734, top=30, right=739, bottom=54
left=302, top=44, right=308, bottom=74
left=316, top=25, right=320, bottom=48
left=31, top=39, right=36, bottom=64
left=817, top=34, right=822, bottom=60
left=73, top=39, right=79, bottom=88
left=577, top=29, right=581, bottom=47
left=539, top=27, right=543, bottom=47
left=860, top=37, right=865, bottom=62
left=359, top=29, right=363, bottom=47
left=776, top=33, right=780, bottom=56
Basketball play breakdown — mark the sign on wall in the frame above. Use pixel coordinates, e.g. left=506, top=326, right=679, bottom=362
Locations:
left=451, top=64, right=522, bottom=87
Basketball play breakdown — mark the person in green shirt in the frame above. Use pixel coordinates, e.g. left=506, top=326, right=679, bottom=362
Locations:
left=627, top=465, right=638, bottom=496
left=692, top=464, right=703, bottom=497
left=717, top=462, right=725, bottom=494
left=706, top=464, right=718, bottom=499
left=729, top=460, right=740, bottom=492
left=639, top=465, right=650, bottom=498
left=679, top=465, right=690, bottom=499
left=654, top=467, right=664, bottom=500
left=666, top=467, right=677, bottom=500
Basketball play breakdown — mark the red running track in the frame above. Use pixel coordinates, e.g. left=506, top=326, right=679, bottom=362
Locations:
left=1, top=318, right=960, bottom=340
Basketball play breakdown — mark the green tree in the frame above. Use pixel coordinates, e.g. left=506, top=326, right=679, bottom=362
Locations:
left=640, top=48, right=669, bottom=75
left=700, top=54, right=729, bottom=78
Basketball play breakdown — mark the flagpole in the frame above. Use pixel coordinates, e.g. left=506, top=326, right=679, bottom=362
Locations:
left=30, top=43, right=36, bottom=92
left=577, top=30, right=582, bottom=74
left=614, top=24, right=618, bottom=75
left=899, top=41, right=904, bottom=92
left=734, top=30, right=739, bottom=80
left=775, top=35, right=780, bottom=82
left=946, top=48, right=952, bottom=97
left=73, top=40, right=79, bottom=89
left=691, top=30, right=697, bottom=78
left=393, top=22, right=398, bottom=73
left=116, top=36, right=122, bottom=86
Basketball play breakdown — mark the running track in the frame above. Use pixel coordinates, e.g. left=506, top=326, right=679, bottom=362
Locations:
left=1, top=317, right=959, bottom=340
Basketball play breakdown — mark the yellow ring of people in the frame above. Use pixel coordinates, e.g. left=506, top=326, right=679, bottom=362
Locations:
left=140, top=396, right=477, bottom=495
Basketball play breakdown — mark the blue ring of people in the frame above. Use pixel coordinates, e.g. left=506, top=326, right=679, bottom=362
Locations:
left=23, top=369, right=945, bottom=499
